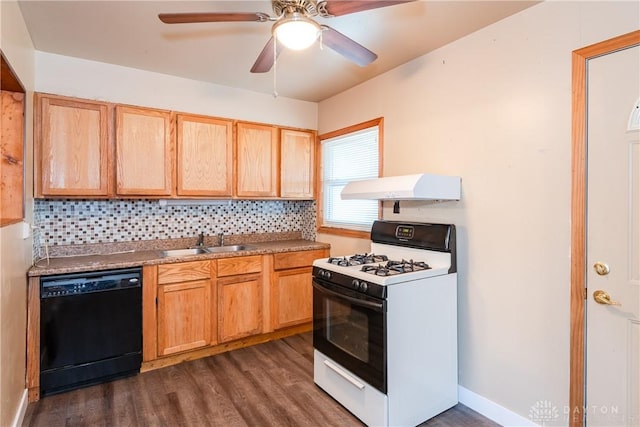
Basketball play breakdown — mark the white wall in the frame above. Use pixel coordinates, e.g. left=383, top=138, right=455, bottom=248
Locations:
left=317, top=1, right=639, bottom=424
left=35, top=52, right=317, bottom=130
left=0, top=1, right=35, bottom=425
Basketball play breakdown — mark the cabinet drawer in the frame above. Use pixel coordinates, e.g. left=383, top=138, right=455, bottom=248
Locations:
left=273, top=249, right=327, bottom=270
left=158, top=260, right=211, bottom=284
left=217, top=256, right=262, bottom=277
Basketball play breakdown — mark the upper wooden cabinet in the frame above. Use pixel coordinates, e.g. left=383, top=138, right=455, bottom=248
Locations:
left=176, top=114, right=233, bottom=197
left=35, top=94, right=111, bottom=197
left=116, top=105, right=174, bottom=196
left=280, top=129, right=315, bottom=199
left=34, top=93, right=317, bottom=200
left=235, top=122, right=279, bottom=198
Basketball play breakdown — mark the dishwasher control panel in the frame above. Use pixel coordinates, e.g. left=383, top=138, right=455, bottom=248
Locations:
left=40, top=268, right=141, bottom=298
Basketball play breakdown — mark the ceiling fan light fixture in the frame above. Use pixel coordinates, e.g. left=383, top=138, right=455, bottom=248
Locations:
left=273, top=12, right=320, bottom=50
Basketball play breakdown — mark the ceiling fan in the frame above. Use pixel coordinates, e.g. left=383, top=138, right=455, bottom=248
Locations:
left=159, top=0, right=415, bottom=73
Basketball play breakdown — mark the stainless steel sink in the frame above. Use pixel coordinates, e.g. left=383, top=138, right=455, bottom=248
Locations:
left=161, top=248, right=209, bottom=257
left=161, top=245, right=256, bottom=257
left=205, top=244, right=255, bottom=253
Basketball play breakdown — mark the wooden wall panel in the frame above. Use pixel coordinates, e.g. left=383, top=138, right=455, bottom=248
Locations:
left=0, top=90, right=24, bottom=226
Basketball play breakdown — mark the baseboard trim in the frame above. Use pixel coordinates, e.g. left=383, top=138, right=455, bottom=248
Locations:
left=11, top=389, right=28, bottom=427
left=458, top=385, right=538, bottom=427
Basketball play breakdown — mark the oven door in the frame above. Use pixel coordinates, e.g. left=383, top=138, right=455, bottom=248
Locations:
left=312, top=277, right=386, bottom=393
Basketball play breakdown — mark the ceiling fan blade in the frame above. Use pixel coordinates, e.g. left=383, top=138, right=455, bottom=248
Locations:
left=158, top=12, right=269, bottom=24
left=320, top=26, right=377, bottom=67
left=321, top=0, right=415, bottom=17
left=250, top=37, right=284, bottom=73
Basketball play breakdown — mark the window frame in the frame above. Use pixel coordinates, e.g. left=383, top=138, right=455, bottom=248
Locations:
left=316, top=117, right=383, bottom=239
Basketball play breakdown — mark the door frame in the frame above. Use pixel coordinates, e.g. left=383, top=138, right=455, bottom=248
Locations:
left=570, top=29, right=640, bottom=427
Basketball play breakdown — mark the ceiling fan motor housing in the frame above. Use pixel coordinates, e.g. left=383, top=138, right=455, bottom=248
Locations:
left=273, top=0, right=324, bottom=18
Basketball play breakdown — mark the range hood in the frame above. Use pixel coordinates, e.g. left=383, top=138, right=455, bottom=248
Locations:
left=341, top=173, right=461, bottom=201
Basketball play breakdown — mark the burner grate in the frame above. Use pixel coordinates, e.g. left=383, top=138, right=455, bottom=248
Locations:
left=327, top=253, right=388, bottom=267
left=361, top=259, right=431, bottom=276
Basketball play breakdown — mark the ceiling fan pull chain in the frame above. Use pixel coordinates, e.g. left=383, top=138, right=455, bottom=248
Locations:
left=273, top=33, right=279, bottom=98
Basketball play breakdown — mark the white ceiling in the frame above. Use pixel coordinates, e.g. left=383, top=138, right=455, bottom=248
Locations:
left=17, top=1, right=539, bottom=102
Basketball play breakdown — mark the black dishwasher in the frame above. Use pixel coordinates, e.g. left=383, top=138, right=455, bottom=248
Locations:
left=40, top=267, right=142, bottom=396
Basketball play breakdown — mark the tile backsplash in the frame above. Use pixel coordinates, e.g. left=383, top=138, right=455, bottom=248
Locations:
left=33, top=199, right=316, bottom=257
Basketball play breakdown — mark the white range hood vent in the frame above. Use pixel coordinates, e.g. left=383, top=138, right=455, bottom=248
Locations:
left=341, top=173, right=461, bottom=201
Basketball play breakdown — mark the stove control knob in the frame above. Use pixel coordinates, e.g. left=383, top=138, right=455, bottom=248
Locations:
left=359, top=282, right=368, bottom=293
left=351, top=279, right=360, bottom=290
left=325, top=271, right=331, bottom=280
left=318, top=269, right=325, bottom=278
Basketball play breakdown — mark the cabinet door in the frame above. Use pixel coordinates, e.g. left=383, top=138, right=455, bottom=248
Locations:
left=271, top=267, right=313, bottom=330
left=217, top=274, right=262, bottom=342
left=236, top=122, right=278, bottom=197
left=36, top=94, right=110, bottom=196
left=177, top=114, right=233, bottom=197
left=280, top=129, right=315, bottom=199
left=157, top=279, right=211, bottom=356
left=116, top=105, right=173, bottom=196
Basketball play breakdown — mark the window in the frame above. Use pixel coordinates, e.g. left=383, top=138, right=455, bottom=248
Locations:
left=319, top=118, right=382, bottom=235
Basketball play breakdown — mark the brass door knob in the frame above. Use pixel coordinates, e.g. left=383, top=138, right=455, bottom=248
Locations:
left=593, top=262, right=610, bottom=276
left=593, top=290, right=621, bottom=306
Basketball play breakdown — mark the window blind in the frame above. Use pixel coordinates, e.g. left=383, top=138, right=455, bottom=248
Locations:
left=321, top=126, right=379, bottom=231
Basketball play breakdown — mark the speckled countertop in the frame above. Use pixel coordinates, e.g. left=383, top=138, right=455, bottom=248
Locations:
left=29, top=232, right=330, bottom=277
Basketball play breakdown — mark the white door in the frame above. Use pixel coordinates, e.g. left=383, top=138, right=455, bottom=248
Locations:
left=586, top=45, right=640, bottom=427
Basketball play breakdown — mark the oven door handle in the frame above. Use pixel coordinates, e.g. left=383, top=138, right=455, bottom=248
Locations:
left=323, top=359, right=365, bottom=390
left=312, top=281, right=384, bottom=312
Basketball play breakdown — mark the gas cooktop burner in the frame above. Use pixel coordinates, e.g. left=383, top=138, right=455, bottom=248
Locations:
left=327, top=253, right=389, bottom=267
left=361, top=259, right=431, bottom=276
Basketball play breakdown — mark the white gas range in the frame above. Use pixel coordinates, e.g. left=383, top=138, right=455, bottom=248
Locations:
left=312, top=220, right=458, bottom=426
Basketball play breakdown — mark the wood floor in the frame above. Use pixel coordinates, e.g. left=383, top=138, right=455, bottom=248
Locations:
left=23, top=333, right=499, bottom=427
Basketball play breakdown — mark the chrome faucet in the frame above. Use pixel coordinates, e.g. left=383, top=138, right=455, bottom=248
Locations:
left=196, top=232, right=205, bottom=247
left=218, top=233, right=225, bottom=247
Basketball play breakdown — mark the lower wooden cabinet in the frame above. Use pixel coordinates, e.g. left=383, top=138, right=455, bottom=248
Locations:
left=217, top=274, right=262, bottom=342
left=142, top=249, right=326, bottom=366
left=271, top=267, right=313, bottom=330
left=270, top=249, right=328, bottom=331
left=155, top=260, right=215, bottom=356
left=157, top=279, right=212, bottom=356
left=216, top=255, right=263, bottom=342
